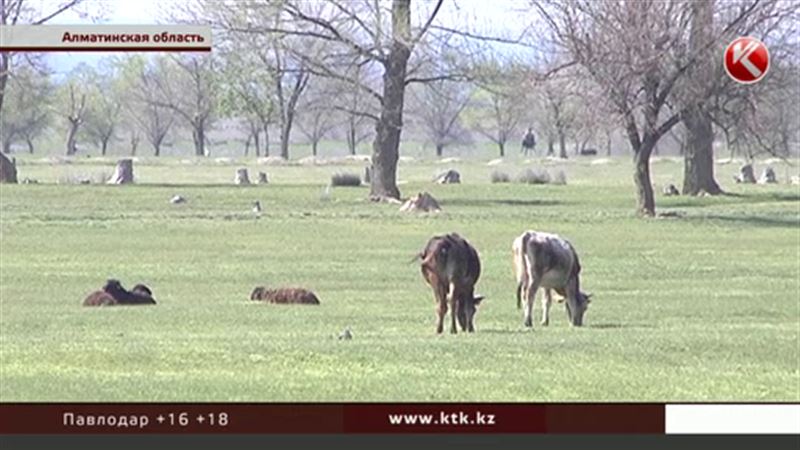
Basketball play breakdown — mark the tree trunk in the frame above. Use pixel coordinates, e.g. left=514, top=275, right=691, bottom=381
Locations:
left=26, top=137, right=34, bottom=154
left=254, top=130, right=260, bottom=157
left=0, top=151, right=17, bottom=183
left=682, top=108, right=722, bottom=195
left=101, top=138, right=109, bottom=156
left=192, top=123, right=206, bottom=156
left=498, top=141, right=505, bottom=157
left=244, top=133, right=251, bottom=156
left=633, top=145, right=656, bottom=216
left=66, top=119, right=80, bottom=155
left=682, top=0, right=720, bottom=196
left=312, top=139, right=319, bottom=157
left=2, top=138, right=12, bottom=154
left=347, top=125, right=357, bottom=155
left=606, top=133, right=612, bottom=156
left=130, top=134, right=139, bottom=156
left=547, top=136, right=554, bottom=156
left=435, top=143, right=443, bottom=157
left=263, top=124, right=270, bottom=157
left=558, top=130, right=567, bottom=159
left=279, top=117, right=292, bottom=159
left=370, top=0, right=410, bottom=200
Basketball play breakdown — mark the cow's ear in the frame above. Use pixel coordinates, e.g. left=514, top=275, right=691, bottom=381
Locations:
left=473, top=295, right=485, bottom=305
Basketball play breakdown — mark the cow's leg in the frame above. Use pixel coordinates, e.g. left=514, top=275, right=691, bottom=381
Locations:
left=541, top=289, right=553, bottom=326
left=565, top=278, right=581, bottom=326
left=434, top=283, right=447, bottom=334
left=524, top=277, right=541, bottom=328
left=448, top=282, right=458, bottom=334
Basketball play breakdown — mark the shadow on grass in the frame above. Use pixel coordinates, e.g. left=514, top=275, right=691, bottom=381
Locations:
left=441, top=198, right=562, bottom=208
left=585, top=323, right=655, bottom=330
left=664, top=191, right=800, bottom=208
left=681, top=214, right=799, bottom=229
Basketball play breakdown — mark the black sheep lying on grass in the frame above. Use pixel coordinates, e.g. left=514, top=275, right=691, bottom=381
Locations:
left=83, top=279, right=156, bottom=306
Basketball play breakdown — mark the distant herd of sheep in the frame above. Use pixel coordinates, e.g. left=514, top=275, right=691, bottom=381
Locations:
left=84, top=231, right=591, bottom=333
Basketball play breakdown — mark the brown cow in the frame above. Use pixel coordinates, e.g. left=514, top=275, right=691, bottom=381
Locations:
left=513, top=231, right=590, bottom=327
left=250, top=287, right=321, bottom=305
left=418, top=233, right=484, bottom=334
left=83, top=279, right=156, bottom=306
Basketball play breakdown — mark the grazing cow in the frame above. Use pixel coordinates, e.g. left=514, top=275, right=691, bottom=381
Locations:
left=417, top=233, right=484, bottom=334
left=250, top=287, right=320, bottom=305
left=579, top=148, right=598, bottom=156
left=83, top=279, right=156, bottom=306
left=512, top=231, right=591, bottom=327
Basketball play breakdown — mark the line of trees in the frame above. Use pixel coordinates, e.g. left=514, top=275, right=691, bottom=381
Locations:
left=0, top=0, right=797, bottom=215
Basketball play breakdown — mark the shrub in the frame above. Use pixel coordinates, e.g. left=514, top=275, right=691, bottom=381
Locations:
left=516, top=168, right=550, bottom=184
left=331, top=172, right=362, bottom=187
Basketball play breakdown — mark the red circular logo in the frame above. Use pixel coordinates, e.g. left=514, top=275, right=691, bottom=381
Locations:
left=724, top=37, right=770, bottom=84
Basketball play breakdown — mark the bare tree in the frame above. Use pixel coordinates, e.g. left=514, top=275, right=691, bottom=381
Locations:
left=0, top=64, right=52, bottom=154
left=150, top=54, right=216, bottom=157
left=411, top=79, right=472, bottom=157
left=0, top=0, right=91, bottom=115
left=206, top=0, right=445, bottom=199
left=83, top=66, right=122, bottom=156
left=534, top=0, right=778, bottom=216
left=296, top=82, right=338, bottom=157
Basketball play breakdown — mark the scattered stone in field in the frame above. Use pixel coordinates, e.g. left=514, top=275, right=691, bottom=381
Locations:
left=590, top=158, right=613, bottom=165
left=170, top=195, right=186, bottom=204
left=344, top=154, right=371, bottom=163
left=234, top=168, right=251, bottom=185
left=257, top=156, right=288, bottom=166
left=331, top=172, right=362, bottom=187
left=551, top=170, right=567, bottom=185
left=438, top=157, right=461, bottom=164
left=320, top=185, right=332, bottom=202
left=490, top=170, right=510, bottom=183
left=662, top=184, right=680, bottom=196
left=487, top=158, right=504, bottom=166
left=758, top=166, right=777, bottom=184
left=339, top=327, right=353, bottom=340
left=399, top=192, right=441, bottom=213
left=299, top=156, right=326, bottom=165
left=399, top=156, right=416, bottom=163
left=790, top=175, right=800, bottom=185
left=21, top=177, right=39, bottom=184
left=734, top=163, right=756, bottom=184
left=257, top=171, right=269, bottom=184
left=106, top=159, right=134, bottom=184
left=250, top=286, right=321, bottom=305
left=763, top=157, right=783, bottom=165
left=434, top=169, right=460, bottom=184
left=252, top=201, right=262, bottom=214
left=215, top=157, right=234, bottom=164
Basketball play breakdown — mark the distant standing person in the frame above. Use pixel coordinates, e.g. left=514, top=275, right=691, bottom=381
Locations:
left=521, top=128, right=536, bottom=156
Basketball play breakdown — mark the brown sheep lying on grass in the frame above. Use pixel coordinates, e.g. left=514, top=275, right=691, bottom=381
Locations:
left=83, top=279, right=156, bottom=306
left=250, top=287, right=320, bottom=305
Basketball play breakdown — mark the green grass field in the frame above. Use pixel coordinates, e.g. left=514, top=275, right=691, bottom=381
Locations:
left=1, top=155, right=798, bottom=401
